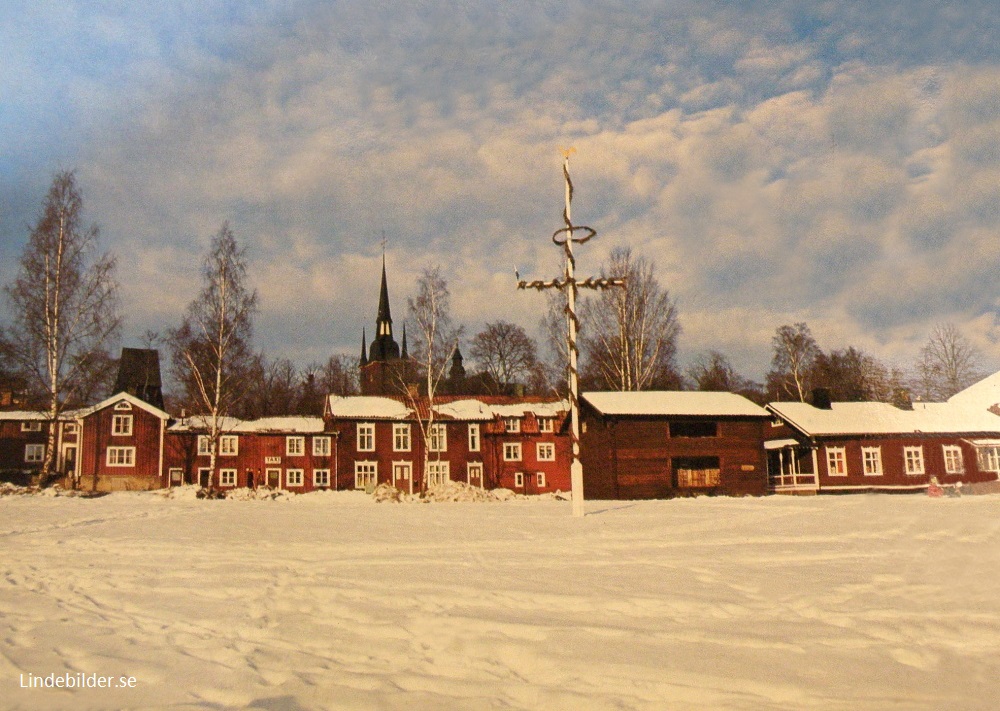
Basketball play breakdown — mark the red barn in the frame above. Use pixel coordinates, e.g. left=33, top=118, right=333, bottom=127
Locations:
left=580, top=391, right=770, bottom=499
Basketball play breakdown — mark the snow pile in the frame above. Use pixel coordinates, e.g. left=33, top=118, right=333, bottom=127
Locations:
left=0, top=482, right=97, bottom=498
left=371, top=481, right=566, bottom=503
left=222, top=486, right=293, bottom=501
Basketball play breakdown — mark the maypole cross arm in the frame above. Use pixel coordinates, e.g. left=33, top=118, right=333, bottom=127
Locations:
left=515, top=150, right=625, bottom=517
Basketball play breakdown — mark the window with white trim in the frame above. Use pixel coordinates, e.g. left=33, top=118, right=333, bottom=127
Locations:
left=219, top=435, right=238, bottom=456
left=357, top=423, right=375, bottom=452
left=429, top=423, right=447, bottom=452
left=862, top=447, right=882, bottom=476
left=977, top=446, right=1000, bottom=472
left=826, top=446, right=847, bottom=476
left=468, top=423, right=480, bottom=452
left=25, top=444, right=44, bottom=463
left=354, top=461, right=377, bottom=489
left=503, top=442, right=522, bottom=461
left=537, top=471, right=547, bottom=488
left=536, top=442, right=555, bottom=462
left=21, top=421, right=42, bottom=432
left=197, top=436, right=211, bottom=456
left=426, top=461, right=450, bottom=488
left=112, top=414, right=133, bottom=436
left=64, top=423, right=78, bottom=434
left=286, top=469, right=304, bottom=487
left=219, top=469, right=237, bottom=486
left=313, top=469, right=330, bottom=487
left=943, top=445, right=964, bottom=474
left=514, top=471, right=524, bottom=487
left=904, top=446, right=925, bottom=475
left=505, top=417, right=521, bottom=433
left=313, top=436, right=331, bottom=457
left=393, top=424, right=411, bottom=452
left=114, top=400, right=132, bottom=411
left=538, top=418, right=554, bottom=433
left=106, top=447, right=135, bottom=467
left=287, top=436, right=305, bottom=456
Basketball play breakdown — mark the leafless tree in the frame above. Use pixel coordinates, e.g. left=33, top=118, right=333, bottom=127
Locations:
left=167, top=223, right=257, bottom=486
left=469, top=321, right=539, bottom=395
left=767, top=322, right=821, bottom=402
left=688, top=350, right=765, bottom=403
left=2, top=171, right=121, bottom=485
left=578, top=246, right=681, bottom=391
left=916, top=323, right=982, bottom=400
left=406, top=267, right=463, bottom=490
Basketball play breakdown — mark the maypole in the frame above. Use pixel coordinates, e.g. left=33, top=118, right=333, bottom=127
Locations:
left=518, top=150, right=625, bottom=517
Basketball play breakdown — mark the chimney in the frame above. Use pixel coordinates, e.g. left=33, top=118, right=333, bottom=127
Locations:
left=811, top=388, right=833, bottom=410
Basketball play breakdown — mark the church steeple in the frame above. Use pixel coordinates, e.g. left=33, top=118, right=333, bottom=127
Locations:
left=359, top=328, right=368, bottom=367
left=375, top=254, right=392, bottom=339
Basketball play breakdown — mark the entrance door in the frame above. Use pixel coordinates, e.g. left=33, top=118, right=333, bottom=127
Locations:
left=393, top=462, right=412, bottom=495
left=61, top=444, right=77, bottom=477
left=198, top=467, right=211, bottom=487
left=467, top=462, right=483, bottom=489
left=266, top=468, right=281, bottom=488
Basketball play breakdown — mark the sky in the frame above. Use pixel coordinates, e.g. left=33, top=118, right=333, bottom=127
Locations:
left=3, top=0, right=1000, bottom=382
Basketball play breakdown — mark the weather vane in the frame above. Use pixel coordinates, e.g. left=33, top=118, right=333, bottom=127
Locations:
left=517, top=150, right=625, bottom=517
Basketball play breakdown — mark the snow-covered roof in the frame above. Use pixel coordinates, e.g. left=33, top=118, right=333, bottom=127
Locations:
left=168, top=415, right=244, bottom=433
left=767, top=400, right=1000, bottom=437
left=0, top=410, right=51, bottom=421
left=326, top=395, right=568, bottom=421
left=76, top=391, right=171, bottom=420
left=434, top=399, right=493, bottom=421
left=948, top=370, right=1000, bottom=409
left=582, top=391, right=769, bottom=418
left=326, top=395, right=413, bottom=420
left=233, top=417, right=325, bottom=434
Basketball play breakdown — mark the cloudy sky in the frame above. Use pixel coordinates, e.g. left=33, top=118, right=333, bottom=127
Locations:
left=4, top=1, right=1000, bottom=382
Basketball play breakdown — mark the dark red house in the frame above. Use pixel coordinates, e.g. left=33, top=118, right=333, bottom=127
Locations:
left=0, top=411, right=79, bottom=483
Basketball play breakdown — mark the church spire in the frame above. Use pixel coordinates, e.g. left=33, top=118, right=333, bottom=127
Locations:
left=376, top=253, right=392, bottom=338
left=359, top=327, right=368, bottom=367
left=401, top=323, right=408, bottom=359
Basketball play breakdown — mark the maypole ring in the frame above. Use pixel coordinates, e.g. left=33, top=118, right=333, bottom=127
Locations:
left=552, top=225, right=596, bottom=246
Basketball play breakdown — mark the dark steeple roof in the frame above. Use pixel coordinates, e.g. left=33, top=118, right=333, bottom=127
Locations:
left=359, top=328, right=368, bottom=367
left=367, top=254, right=401, bottom=363
left=376, top=256, right=392, bottom=330
left=113, top=348, right=164, bottom=410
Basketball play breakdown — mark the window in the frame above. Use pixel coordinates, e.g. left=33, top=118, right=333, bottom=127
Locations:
left=673, top=457, right=721, bottom=488
left=197, top=436, right=211, bottom=456
left=169, top=468, right=183, bottom=484
left=64, top=423, right=78, bottom=434
left=538, top=418, right=554, bottom=433
left=862, top=447, right=882, bottom=476
left=904, top=446, right=925, bottom=475
left=114, top=400, right=132, bottom=411
left=286, top=469, right=304, bottom=487
left=536, top=442, right=555, bottom=462
left=537, top=471, right=547, bottom=488
left=106, top=447, right=135, bottom=467
left=770, top=417, right=783, bottom=428
left=669, top=421, right=718, bottom=438
left=514, top=472, right=524, bottom=487
left=357, top=423, right=375, bottom=452
left=505, top=417, right=521, bottom=433
left=826, top=447, right=847, bottom=476
left=111, top=414, right=133, bottom=436
left=426, top=461, right=450, bottom=488
left=219, top=469, right=237, bottom=487
left=21, top=421, right=42, bottom=432
left=943, top=445, right=964, bottom=474
left=393, top=424, right=411, bottom=452
left=504, top=442, right=522, bottom=461
left=313, top=436, right=332, bottom=457
left=313, top=469, right=331, bottom=487
left=468, top=423, right=480, bottom=452
left=354, top=461, right=377, bottom=489
left=287, top=436, right=305, bottom=456
left=977, top=446, right=1000, bottom=472
left=219, top=435, right=238, bottom=456
left=429, top=423, right=447, bottom=452
left=25, top=444, right=44, bottom=463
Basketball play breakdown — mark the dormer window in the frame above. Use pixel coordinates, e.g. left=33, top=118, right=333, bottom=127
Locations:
left=505, top=417, right=521, bottom=433
left=538, top=418, right=554, bottom=433
left=114, top=400, right=132, bottom=411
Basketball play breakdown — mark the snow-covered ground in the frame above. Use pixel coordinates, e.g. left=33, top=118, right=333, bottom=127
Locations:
left=2, top=489, right=999, bottom=710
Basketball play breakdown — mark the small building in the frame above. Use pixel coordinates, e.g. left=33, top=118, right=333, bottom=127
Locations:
left=580, top=391, right=770, bottom=499
left=0, top=411, right=79, bottom=483
left=765, top=396, right=1000, bottom=493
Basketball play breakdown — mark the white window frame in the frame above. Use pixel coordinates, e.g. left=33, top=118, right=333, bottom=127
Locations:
left=536, top=442, right=555, bottom=462
left=219, top=435, right=239, bottom=456
left=106, top=446, right=136, bottom=467
left=197, top=435, right=211, bottom=456
left=426, top=461, right=450, bottom=488
left=354, top=461, right=377, bottom=489
left=429, top=423, right=447, bottom=452
left=219, top=468, right=237, bottom=487
left=943, top=445, right=964, bottom=474
left=393, top=423, right=411, bottom=452
left=286, top=468, right=305, bottom=487
left=467, top=461, right=483, bottom=486
left=505, top=417, right=521, bottom=433
left=24, top=443, right=45, bottom=463
left=977, top=446, right=1000, bottom=472
left=114, top=400, right=132, bottom=411
left=514, top=471, right=524, bottom=487
left=357, top=423, right=375, bottom=452
left=21, top=421, right=42, bottom=432
left=468, top=423, right=480, bottom=452
left=862, top=447, right=883, bottom=476
left=112, top=414, right=133, bottom=437
left=826, top=446, right=847, bottom=476
left=286, top=436, right=306, bottom=457
left=537, top=471, right=547, bottom=488
left=313, top=436, right=332, bottom=457
left=503, top=442, right=522, bottom=461
left=904, top=446, right=925, bottom=476
left=313, top=468, right=331, bottom=487
left=538, top=418, right=554, bottom=433
left=169, top=467, right=183, bottom=484
left=64, top=422, right=78, bottom=435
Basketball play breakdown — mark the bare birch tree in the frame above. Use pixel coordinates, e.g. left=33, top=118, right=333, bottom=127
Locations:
left=406, top=267, right=462, bottom=490
left=2, top=171, right=120, bottom=485
left=470, top=320, right=539, bottom=395
left=767, top=322, right=821, bottom=402
left=168, top=223, right=257, bottom=487
left=916, top=323, right=982, bottom=400
left=578, top=246, right=681, bottom=391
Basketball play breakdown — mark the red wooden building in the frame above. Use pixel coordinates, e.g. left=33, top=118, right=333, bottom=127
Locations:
left=580, top=391, right=771, bottom=499
left=765, top=398, right=1000, bottom=493
left=0, top=411, right=79, bottom=483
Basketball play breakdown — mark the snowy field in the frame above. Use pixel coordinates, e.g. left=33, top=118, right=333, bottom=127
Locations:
left=2, top=490, right=1000, bottom=711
